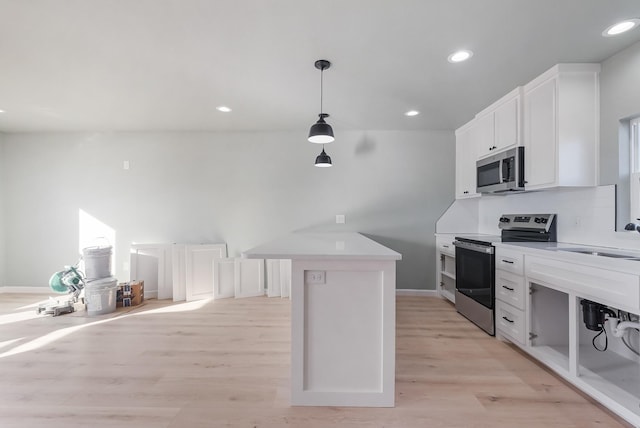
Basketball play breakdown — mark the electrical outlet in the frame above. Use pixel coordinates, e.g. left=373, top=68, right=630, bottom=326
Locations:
left=123, top=160, right=130, bottom=170
left=336, top=214, right=345, bottom=224
left=305, top=270, right=325, bottom=284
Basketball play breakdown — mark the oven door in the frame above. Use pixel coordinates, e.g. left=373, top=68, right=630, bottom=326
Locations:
left=454, top=240, right=495, bottom=309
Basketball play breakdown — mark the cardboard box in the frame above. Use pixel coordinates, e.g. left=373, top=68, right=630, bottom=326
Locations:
left=116, top=280, right=144, bottom=307
left=130, top=280, right=144, bottom=306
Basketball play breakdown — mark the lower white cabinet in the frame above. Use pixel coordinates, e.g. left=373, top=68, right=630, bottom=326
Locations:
left=435, top=236, right=456, bottom=303
left=493, top=244, right=640, bottom=427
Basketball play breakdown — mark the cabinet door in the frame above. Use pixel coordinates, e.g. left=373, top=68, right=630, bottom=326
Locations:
left=494, top=97, right=519, bottom=151
left=474, top=113, right=495, bottom=158
left=185, top=244, right=228, bottom=301
left=455, top=124, right=478, bottom=199
left=524, top=77, right=557, bottom=189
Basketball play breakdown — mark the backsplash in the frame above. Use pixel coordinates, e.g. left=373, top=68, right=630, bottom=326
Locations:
left=437, top=185, right=640, bottom=250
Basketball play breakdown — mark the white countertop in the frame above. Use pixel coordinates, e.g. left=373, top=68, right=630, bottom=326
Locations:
left=242, top=232, right=402, bottom=261
left=494, top=241, right=640, bottom=275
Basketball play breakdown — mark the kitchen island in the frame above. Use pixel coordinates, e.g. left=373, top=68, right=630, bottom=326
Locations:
left=242, top=232, right=401, bottom=407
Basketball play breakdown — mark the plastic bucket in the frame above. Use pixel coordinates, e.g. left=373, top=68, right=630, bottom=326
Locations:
left=83, top=246, right=112, bottom=280
left=85, top=277, right=117, bottom=316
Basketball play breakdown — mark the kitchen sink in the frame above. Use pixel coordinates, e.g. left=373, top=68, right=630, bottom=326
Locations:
left=558, top=248, right=640, bottom=260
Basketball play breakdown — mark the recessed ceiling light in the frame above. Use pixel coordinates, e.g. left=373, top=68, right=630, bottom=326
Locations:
left=0, top=109, right=5, bottom=113
left=405, top=110, right=420, bottom=117
left=216, top=106, right=232, bottom=112
left=448, top=50, right=473, bottom=63
left=603, top=19, right=640, bottom=37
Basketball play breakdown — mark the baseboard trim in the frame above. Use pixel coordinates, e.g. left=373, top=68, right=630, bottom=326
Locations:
left=396, top=289, right=438, bottom=297
left=0, top=286, right=51, bottom=294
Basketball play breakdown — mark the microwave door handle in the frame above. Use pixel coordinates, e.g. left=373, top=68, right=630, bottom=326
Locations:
left=499, top=160, right=504, bottom=183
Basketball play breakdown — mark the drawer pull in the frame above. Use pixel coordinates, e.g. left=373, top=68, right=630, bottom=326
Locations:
left=502, top=285, right=514, bottom=291
left=502, top=316, right=514, bottom=324
left=442, top=245, right=449, bottom=248
left=502, top=259, right=514, bottom=264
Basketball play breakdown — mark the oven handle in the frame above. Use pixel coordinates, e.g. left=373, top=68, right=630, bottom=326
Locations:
left=453, top=240, right=495, bottom=254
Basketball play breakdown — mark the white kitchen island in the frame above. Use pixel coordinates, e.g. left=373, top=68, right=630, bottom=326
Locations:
left=242, top=232, right=401, bottom=407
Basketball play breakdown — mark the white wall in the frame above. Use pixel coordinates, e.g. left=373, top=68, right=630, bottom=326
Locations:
left=599, top=39, right=640, bottom=229
left=0, top=130, right=454, bottom=290
left=0, top=132, right=5, bottom=286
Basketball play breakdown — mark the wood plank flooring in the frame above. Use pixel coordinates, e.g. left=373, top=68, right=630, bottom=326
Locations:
left=0, top=294, right=631, bottom=427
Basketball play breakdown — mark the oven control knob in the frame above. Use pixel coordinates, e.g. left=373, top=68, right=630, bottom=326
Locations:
left=534, top=217, right=541, bottom=223
left=540, top=217, right=548, bottom=224
left=499, top=217, right=510, bottom=223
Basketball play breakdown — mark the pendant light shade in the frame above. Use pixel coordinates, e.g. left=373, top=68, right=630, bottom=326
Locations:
left=314, top=148, right=332, bottom=167
left=308, top=59, right=335, bottom=145
left=308, top=113, right=334, bottom=144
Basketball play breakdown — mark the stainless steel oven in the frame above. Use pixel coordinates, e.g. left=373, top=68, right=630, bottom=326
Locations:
left=454, top=237, right=497, bottom=335
left=453, top=214, right=557, bottom=336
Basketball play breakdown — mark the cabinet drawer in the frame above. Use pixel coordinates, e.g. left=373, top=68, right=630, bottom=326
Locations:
left=496, top=248, right=524, bottom=275
left=496, top=270, right=525, bottom=310
left=496, top=300, right=526, bottom=346
left=436, top=237, right=455, bottom=257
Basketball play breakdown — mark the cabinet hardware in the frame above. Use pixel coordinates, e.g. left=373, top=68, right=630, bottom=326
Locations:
left=502, top=259, right=514, bottom=264
left=529, top=332, right=538, bottom=340
left=442, top=245, right=449, bottom=248
left=502, top=285, right=514, bottom=291
left=502, top=316, right=514, bottom=323
left=529, top=287, right=537, bottom=295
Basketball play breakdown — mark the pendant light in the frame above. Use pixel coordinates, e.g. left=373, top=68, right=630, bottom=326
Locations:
left=315, top=147, right=332, bottom=167
left=309, top=59, right=334, bottom=167
left=308, top=60, right=334, bottom=144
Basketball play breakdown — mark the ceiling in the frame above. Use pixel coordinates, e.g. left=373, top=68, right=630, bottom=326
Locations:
left=1, top=0, right=640, bottom=133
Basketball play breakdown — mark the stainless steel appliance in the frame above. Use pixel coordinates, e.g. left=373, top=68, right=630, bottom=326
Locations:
left=476, top=146, right=525, bottom=193
left=453, top=214, right=556, bottom=335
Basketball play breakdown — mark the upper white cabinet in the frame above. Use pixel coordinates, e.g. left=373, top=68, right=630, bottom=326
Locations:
left=476, top=87, right=522, bottom=159
left=523, top=64, right=600, bottom=190
left=455, top=119, right=480, bottom=199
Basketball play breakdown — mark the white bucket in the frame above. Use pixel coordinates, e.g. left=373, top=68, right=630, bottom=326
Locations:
left=83, top=246, right=112, bottom=280
left=85, top=277, right=117, bottom=316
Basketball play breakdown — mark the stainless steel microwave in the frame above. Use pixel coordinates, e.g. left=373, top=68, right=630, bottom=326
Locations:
left=476, top=146, right=525, bottom=193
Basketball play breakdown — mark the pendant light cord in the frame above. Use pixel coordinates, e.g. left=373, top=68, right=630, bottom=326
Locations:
left=320, top=68, right=324, bottom=115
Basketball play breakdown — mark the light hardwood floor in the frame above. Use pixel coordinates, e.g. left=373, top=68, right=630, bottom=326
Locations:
left=0, top=294, right=631, bottom=428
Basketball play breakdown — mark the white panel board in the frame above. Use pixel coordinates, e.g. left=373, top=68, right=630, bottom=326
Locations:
left=130, top=243, right=173, bottom=300
left=266, top=259, right=281, bottom=297
left=213, top=258, right=235, bottom=299
left=172, top=244, right=187, bottom=302
left=185, top=244, right=227, bottom=301
left=234, top=258, right=265, bottom=298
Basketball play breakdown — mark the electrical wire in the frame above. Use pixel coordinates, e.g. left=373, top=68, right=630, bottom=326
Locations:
left=592, top=324, right=608, bottom=352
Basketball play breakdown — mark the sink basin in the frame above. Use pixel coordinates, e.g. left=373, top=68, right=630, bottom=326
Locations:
left=558, top=248, right=640, bottom=260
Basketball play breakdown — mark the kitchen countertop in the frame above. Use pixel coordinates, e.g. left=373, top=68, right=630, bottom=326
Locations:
left=242, top=232, right=402, bottom=261
left=494, top=241, right=640, bottom=275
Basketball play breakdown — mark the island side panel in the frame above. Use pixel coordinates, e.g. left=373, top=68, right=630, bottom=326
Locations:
left=290, top=258, right=396, bottom=407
